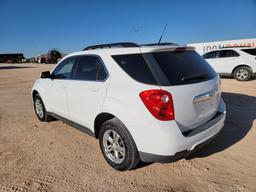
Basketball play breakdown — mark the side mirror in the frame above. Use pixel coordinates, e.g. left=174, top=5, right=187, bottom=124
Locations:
left=40, top=71, right=51, bottom=79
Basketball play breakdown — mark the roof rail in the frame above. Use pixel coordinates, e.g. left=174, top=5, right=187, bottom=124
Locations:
left=83, top=42, right=139, bottom=50
left=220, top=45, right=253, bottom=49
left=141, top=42, right=178, bottom=46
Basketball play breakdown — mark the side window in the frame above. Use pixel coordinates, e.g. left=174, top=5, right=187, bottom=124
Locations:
left=112, top=54, right=157, bottom=85
left=203, top=51, right=218, bottom=59
left=74, top=55, right=108, bottom=81
left=241, top=48, right=256, bottom=55
left=52, top=57, right=77, bottom=79
left=219, top=50, right=239, bottom=58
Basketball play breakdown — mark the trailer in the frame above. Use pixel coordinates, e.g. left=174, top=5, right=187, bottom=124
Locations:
left=0, top=53, right=24, bottom=63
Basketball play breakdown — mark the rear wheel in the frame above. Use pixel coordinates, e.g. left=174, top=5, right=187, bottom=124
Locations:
left=233, top=66, right=252, bottom=81
left=33, top=94, right=52, bottom=122
left=99, top=118, right=140, bottom=171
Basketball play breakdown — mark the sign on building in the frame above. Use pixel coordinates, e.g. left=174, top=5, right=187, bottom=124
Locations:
left=188, top=38, right=256, bottom=55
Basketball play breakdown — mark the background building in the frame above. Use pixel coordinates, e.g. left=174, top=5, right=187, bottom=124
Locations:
left=188, top=38, right=256, bottom=55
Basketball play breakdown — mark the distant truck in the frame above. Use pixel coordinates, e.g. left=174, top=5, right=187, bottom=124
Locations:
left=37, top=49, right=63, bottom=64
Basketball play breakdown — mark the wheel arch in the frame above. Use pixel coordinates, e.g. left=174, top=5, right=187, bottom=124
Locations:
left=94, top=112, right=115, bottom=138
left=232, top=64, right=252, bottom=75
left=31, top=86, right=48, bottom=110
left=94, top=111, right=137, bottom=141
left=32, top=89, right=39, bottom=99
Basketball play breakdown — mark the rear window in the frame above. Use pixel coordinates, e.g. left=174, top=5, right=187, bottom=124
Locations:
left=241, top=48, right=256, bottom=56
left=152, top=50, right=217, bottom=85
left=112, top=50, right=217, bottom=86
left=112, top=54, right=157, bottom=85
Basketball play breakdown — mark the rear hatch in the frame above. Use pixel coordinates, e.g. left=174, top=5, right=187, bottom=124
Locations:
left=148, top=48, right=221, bottom=132
left=112, top=46, right=221, bottom=132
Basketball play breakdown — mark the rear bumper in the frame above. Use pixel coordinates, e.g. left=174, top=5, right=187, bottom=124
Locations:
left=140, top=130, right=218, bottom=163
left=181, top=112, right=224, bottom=137
left=137, top=98, right=226, bottom=162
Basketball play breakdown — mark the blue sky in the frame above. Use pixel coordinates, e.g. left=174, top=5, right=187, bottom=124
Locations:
left=0, top=0, right=255, bottom=57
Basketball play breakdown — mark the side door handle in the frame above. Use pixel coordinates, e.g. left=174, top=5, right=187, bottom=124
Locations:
left=60, top=85, right=67, bottom=90
left=89, top=88, right=99, bottom=92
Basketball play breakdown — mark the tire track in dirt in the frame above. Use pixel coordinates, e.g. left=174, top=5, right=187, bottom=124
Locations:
left=0, top=184, right=30, bottom=192
left=5, top=168, right=87, bottom=192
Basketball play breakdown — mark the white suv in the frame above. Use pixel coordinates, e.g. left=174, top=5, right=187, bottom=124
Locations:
left=203, top=47, right=256, bottom=81
left=32, top=42, right=226, bottom=170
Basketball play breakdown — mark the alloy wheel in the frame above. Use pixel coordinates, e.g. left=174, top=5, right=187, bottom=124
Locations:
left=35, top=98, right=44, bottom=118
left=236, top=68, right=249, bottom=80
left=102, top=130, right=126, bottom=164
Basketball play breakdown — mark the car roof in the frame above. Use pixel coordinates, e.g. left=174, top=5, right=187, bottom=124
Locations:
left=203, top=47, right=256, bottom=58
left=204, top=47, right=255, bottom=54
left=66, top=45, right=195, bottom=58
left=221, top=47, right=255, bottom=50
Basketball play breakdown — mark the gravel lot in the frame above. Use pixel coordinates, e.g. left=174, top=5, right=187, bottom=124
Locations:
left=0, top=63, right=255, bottom=192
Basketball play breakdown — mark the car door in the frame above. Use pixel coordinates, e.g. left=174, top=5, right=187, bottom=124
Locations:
left=216, top=50, right=240, bottom=73
left=66, top=55, right=110, bottom=129
left=203, top=51, right=220, bottom=72
left=45, top=56, right=77, bottom=118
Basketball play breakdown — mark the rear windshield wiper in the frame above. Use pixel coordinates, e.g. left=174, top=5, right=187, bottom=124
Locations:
left=181, top=73, right=207, bottom=82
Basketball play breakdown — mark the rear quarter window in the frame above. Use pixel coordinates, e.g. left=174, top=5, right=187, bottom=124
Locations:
left=241, top=48, right=256, bottom=56
left=112, top=54, right=157, bottom=85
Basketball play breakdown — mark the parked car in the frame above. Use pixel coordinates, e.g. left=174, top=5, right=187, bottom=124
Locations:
left=32, top=42, right=226, bottom=171
left=203, top=47, right=256, bottom=81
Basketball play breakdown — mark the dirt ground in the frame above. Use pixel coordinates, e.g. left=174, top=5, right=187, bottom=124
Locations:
left=0, top=63, right=255, bottom=192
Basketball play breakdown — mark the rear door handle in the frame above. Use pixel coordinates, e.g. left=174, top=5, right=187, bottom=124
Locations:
left=60, top=85, right=67, bottom=90
left=89, top=88, right=99, bottom=92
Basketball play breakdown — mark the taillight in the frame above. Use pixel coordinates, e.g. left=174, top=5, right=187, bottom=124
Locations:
left=139, top=90, right=175, bottom=121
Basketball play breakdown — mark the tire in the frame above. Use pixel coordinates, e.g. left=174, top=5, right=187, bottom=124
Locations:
left=233, top=66, right=252, bottom=81
left=99, top=118, right=140, bottom=171
left=33, top=94, right=52, bottom=122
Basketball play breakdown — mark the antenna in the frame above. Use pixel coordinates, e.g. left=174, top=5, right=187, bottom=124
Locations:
left=158, top=23, right=168, bottom=45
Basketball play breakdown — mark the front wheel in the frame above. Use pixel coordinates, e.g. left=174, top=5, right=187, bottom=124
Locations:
left=33, top=94, right=52, bottom=122
left=99, top=118, right=140, bottom=171
left=233, top=66, right=252, bottom=81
